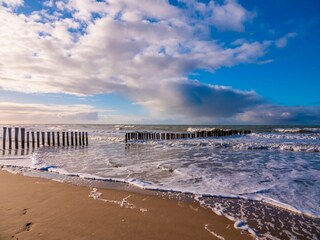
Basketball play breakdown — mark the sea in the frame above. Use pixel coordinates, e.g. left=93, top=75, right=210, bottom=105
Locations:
left=0, top=124, right=319, bottom=239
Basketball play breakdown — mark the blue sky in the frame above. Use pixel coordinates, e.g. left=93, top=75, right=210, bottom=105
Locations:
left=0, top=0, right=319, bottom=124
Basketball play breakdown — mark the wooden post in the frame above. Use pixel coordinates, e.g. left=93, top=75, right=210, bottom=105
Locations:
left=125, top=133, right=127, bottom=143
left=47, top=132, right=51, bottom=146
left=79, top=132, right=82, bottom=146
left=37, top=132, right=40, bottom=148
left=21, top=128, right=25, bottom=149
left=71, top=132, right=74, bottom=146
left=42, top=132, right=45, bottom=146
left=57, top=132, right=60, bottom=147
left=31, top=132, right=35, bottom=148
left=75, top=132, right=78, bottom=146
left=82, top=132, right=85, bottom=146
left=62, top=132, right=65, bottom=146
left=86, top=132, right=88, bottom=145
left=26, top=132, right=30, bottom=149
left=66, top=132, right=69, bottom=146
left=52, top=132, right=55, bottom=147
left=15, top=128, right=19, bottom=149
left=2, top=127, right=7, bottom=150
left=8, top=128, right=12, bottom=149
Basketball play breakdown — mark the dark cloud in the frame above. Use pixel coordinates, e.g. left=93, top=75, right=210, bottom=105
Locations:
left=135, top=80, right=263, bottom=119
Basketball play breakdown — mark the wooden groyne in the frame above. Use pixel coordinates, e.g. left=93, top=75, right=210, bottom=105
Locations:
left=2, top=127, right=88, bottom=150
left=125, top=129, right=251, bottom=142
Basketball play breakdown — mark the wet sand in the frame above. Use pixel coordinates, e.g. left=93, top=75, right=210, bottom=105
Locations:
left=0, top=170, right=252, bottom=240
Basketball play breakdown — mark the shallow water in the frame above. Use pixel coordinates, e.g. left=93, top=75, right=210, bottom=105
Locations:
left=1, top=124, right=320, bottom=239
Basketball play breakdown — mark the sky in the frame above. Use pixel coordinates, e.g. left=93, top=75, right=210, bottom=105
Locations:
left=0, top=0, right=319, bottom=124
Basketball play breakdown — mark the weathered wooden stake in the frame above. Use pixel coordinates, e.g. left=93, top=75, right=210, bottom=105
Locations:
left=31, top=132, right=35, bottom=148
left=3, top=127, right=7, bottom=150
left=37, top=132, right=40, bottom=148
left=79, top=132, right=82, bottom=146
left=57, top=132, right=60, bottom=147
left=42, top=132, right=45, bottom=146
left=82, top=132, right=85, bottom=146
left=47, top=132, right=51, bottom=146
left=8, top=128, right=12, bottom=149
left=52, top=132, right=55, bottom=147
left=14, top=128, right=19, bottom=149
left=75, top=132, right=78, bottom=146
left=26, top=132, right=30, bottom=149
left=66, top=132, right=69, bottom=146
left=21, top=128, right=25, bottom=149
left=86, top=132, right=88, bottom=145
left=62, top=132, right=65, bottom=146
left=71, top=132, right=74, bottom=146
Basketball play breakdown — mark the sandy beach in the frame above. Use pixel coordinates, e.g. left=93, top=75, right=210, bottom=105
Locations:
left=0, top=170, right=252, bottom=240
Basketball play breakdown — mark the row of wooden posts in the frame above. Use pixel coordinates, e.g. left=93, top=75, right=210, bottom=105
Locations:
left=2, top=127, right=88, bottom=150
left=125, top=129, right=251, bottom=142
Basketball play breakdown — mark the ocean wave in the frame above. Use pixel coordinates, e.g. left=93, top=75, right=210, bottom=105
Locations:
left=89, top=136, right=125, bottom=142
left=187, top=127, right=217, bottom=132
left=146, top=139, right=320, bottom=152
left=1, top=164, right=318, bottom=219
left=114, top=125, right=135, bottom=130
left=274, top=128, right=320, bottom=133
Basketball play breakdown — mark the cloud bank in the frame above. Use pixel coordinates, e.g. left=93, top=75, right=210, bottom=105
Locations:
left=0, top=102, right=98, bottom=124
left=0, top=0, right=318, bottom=124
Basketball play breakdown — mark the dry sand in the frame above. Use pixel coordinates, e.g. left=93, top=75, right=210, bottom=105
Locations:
left=0, top=170, right=252, bottom=240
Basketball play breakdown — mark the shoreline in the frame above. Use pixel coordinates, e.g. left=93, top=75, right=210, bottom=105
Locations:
left=1, top=166, right=320, bottom=239
left=2, top=163, right=319, bottom=219
left=0, top=170, right=252, bottom=240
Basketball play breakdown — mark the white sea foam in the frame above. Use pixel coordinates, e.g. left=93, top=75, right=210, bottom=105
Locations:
left=187, top=127, right=217, bottom=132
left=234, top=220, right=257, bottom=237
left=274, top=127, right=320, bottom=133
left=204, top=224, right=225, bottom=240
left=89, top=188, right=136, bottom=209
left=139, top=208, right=148, bottom=213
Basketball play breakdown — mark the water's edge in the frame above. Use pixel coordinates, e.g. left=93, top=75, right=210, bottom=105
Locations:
left=1, top=165, right=319, bottom=240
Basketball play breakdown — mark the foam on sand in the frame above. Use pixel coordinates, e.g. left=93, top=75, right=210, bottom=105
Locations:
left=204, top=224, right=225, bottom=240
left=89, top=188, right=136, bottom=209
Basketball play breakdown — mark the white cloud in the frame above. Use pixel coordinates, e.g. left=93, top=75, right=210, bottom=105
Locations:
left=0, top=0, right=311, bottom=124
left=0, top=102, right=99, bottom=124
left=0, top=1, right=268, bottom=98
left=0, top=0, right=23, bottom=8
left=275, top=32, right=297, bottom=48
left=208, top=0, right=255, bottom=31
